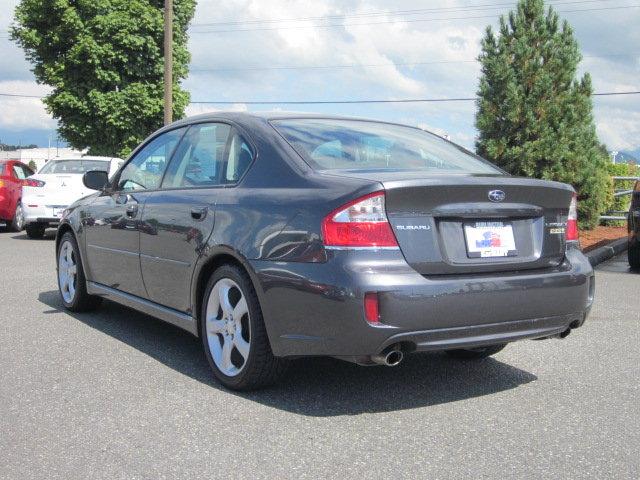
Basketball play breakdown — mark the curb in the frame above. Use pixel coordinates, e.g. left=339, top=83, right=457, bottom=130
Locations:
left=585, top=237, right=628, bottom=267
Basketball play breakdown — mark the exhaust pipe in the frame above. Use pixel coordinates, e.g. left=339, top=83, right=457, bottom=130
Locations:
left=371, top=348, right=404, bottom=367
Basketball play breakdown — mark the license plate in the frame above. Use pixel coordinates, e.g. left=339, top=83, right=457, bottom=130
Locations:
left=464, top=221, right=517, bottom=258
left=53, top=208, right=65, bottom=218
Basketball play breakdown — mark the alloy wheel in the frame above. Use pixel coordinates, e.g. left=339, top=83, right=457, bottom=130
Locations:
left=58, top=241, right=77, bottom=304
left=205, top=278, right=251, bottom=377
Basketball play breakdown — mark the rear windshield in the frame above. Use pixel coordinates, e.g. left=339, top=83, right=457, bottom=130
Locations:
left=272, top=119, right=501, bottom=174
left=39, top=159, right=109, bottom=174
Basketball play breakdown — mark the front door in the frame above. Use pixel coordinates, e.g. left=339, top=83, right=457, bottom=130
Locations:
left=139, top=122, right=255, bottom=313
left=83, top=127, right=186, bottom=297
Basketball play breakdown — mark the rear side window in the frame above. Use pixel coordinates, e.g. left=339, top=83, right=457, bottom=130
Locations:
left=272, top=118, right=501, bottom=174
left=12, top=165, right=29, bottom=179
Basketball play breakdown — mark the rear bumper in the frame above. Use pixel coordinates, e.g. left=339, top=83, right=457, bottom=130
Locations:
left=375, top=312, right=586, bottom=353
left=251, top=246, right=594, bottom=358
left=23, top=203, right=65, bottom=226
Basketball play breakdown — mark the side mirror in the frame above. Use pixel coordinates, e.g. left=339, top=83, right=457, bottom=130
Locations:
left=83, top=170, right=109, bottom=191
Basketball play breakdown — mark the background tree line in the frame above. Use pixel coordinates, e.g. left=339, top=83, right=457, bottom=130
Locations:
left=12, top=0, right=616, bottom=228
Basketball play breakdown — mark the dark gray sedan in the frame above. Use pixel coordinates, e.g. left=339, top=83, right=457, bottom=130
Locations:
left=56, top=112, right=595, bottom=390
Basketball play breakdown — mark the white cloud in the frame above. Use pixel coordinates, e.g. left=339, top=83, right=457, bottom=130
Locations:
left=595, top=105, right=640, bottom=152
left=185, top=102, right=248, bottom=117
left=0, top=80, right=55, bottom=131
left=1, top=0, right=639, bottom=150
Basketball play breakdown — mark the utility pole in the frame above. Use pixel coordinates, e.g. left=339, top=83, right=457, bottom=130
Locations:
left=163, top=0, right=173, bottom=125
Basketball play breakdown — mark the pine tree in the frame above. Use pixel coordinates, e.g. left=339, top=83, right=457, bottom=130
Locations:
left=475, top=0, right=610, bottom=229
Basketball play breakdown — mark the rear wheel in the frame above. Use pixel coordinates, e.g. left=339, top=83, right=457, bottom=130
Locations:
left=25, top=223, right=46, bottom=239
left=629, top=243, right=640, bottom=269
left=10, top=202, right=24, bottom=231
left=201, top=264, right=287, bottom=390
left=445, top=343, right=506, bottom=360
left=57, top=232, right=102, bottom=312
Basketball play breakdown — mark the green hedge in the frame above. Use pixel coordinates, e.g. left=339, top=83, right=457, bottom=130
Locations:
left=602, top=163, right=639, bottom=226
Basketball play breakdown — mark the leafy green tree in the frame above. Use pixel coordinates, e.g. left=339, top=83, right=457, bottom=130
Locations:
left=475, top=0, right=610, bottom=229
left=11, top=0, right=196, bottom=158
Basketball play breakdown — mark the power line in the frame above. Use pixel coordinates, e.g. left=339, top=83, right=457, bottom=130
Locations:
left=0, top=92, right=43, bottom=98
left=190, top=5, right=640, bottom=34
left=0, top=0, right=630, bottom=38
left=2, top=90, right=639, bottom=104
left=190, top=52, right=639, bottom=73
left=190, top=91, right=640, bottom=104
left=190, top=0, right=617, bottom=28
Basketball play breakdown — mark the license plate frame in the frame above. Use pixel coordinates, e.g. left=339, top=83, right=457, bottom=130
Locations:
left=463, top=221, right=518, bottom=258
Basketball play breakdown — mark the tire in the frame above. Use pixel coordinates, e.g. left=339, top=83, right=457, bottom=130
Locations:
left=57, top=232, right=102, bottom=312
left=629, top=243, right=640, bottom=269
left=10, top=202, right=24, bottom=232
left=25, top=223, right=46, bottom=239
left=445, top=343, right=507, bottom=360
left=201, top=264, right=287, bottom=390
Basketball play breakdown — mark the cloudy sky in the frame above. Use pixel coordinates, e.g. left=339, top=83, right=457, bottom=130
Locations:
left=0, top=0, right=638, bottom=153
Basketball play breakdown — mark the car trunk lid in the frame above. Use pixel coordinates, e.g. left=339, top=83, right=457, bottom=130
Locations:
left=381, top=175, right=573, bottom=274
left=23, top=174, right=95, bottom=211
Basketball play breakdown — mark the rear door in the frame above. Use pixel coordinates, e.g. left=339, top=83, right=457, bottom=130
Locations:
left=83, top=128, right=186, bottom=297
left=139, top=123, right=254, bottom=313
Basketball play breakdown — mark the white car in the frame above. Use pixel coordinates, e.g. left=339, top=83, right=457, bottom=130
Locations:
left=22, top=156, right=122, bottom=238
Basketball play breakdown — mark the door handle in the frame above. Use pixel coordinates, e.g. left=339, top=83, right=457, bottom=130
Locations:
left=190, top=206, right=208, bottom=220
left=126, top=204, right=138, bottom=217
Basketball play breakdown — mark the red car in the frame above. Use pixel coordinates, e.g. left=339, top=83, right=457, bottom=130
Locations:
left=0, top=160, right=35, bottom=231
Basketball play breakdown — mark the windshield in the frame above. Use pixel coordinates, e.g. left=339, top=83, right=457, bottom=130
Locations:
left=272, top=119, right=501, bottom=174
left=39, top=159, right=110, bottom=175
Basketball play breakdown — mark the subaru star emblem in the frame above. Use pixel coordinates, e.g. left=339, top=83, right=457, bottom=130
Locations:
left=488, top=190, right=506, bottom=202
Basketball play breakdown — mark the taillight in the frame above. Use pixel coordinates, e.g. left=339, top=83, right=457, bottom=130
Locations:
left=24, top=179, right=45, bottom=187
left=322, top=191, right=398, bottom=248
left=566, top=193, right=579, bottom=242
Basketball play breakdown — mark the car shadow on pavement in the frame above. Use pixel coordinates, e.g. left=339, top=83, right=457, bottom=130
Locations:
left=39, top=289, right=538, bottom=417
left=5, top=230, right=57, bottom=240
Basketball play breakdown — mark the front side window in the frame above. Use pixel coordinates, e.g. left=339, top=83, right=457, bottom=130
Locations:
left=117, top=127, right=186, bottom=191
left=272, top=118, right=502, bottom=174
left=162, top=123, right=254, bottom=189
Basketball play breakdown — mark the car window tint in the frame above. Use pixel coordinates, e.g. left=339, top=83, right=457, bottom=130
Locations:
left=39, top=160, right=109, bottom=174
left=272, top=119, right=501, bottom=174
left=118, top=128, right=186, bottom=191
left=224, top=132, right=254, bottom=184
left=162, top=123, right=232, bottom=189
left=12, top=165, right=27, bottom=179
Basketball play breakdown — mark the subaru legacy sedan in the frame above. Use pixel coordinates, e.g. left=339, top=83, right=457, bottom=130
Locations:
left=56, top=112, right=594, bottom=390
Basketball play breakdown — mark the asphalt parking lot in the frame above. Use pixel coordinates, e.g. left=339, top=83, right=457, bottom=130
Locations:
left=0, top=228, right=638, bottom=479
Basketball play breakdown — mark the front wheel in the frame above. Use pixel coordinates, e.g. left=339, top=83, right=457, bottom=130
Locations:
left=201, top=264, right=287, bottom=390
left=445, top=344, right=507, bottom=360
left=57, top=232, right=102, bottom=312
